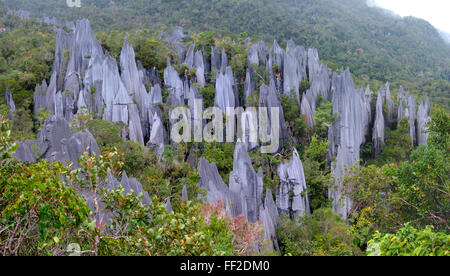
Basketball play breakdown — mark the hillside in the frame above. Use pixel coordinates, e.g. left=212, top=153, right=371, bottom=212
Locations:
left=0, top=2, right=449, bottom=257
left=3, top=1, right=450, bottom=97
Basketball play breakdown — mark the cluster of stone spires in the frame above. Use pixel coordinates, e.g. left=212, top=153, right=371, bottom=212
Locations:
left=5, top=18, right=432, bottom=250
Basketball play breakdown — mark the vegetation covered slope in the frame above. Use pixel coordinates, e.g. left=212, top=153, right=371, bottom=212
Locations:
left=3, top=0, right=450, bottom=108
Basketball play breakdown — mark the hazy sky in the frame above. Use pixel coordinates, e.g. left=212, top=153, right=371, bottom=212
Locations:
left=371, top=0, right=450, bottom=33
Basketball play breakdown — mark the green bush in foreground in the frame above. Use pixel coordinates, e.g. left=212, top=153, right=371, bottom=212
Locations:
left=368, top=224, right=450, bottom=256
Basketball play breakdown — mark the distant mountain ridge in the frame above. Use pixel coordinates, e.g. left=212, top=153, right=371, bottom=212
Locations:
left=439, top=30, right=450, bottom=45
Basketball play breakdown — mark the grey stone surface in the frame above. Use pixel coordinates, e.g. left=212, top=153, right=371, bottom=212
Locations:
left=215, top=66, right=235, bottom=112
left=184, top=43, right=195, bottom=68
left=164, top=60, right=184, bottom=104
left=230, top=143, right=259, bottom=222
left=277, top=149, right=310, bottom=217
left=373, top=89, right=385, bottom=156
left=4, top=91, right=15, bottom=120
left=417, top=97, right=431, bottom=145
left=327, top=69, right=372, bottom=220
left=147, top=112, right=165, bottom=156
left=194, top=50, right=206, bottom=87
left=197, top=158, right=244, bottom=218
left=398, top=89, right=417, bottom=146
left=283, top=40, right=307, bottom=104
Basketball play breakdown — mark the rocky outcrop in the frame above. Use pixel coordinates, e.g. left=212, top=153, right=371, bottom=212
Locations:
left=276, top=149, right=310, bottom=217
left=283, top=40, right=307, bottom=104
left=197, top=158, right=244, bottom=218
left=300, top=49, right=332, bottom=127
left=327, top=69, right=371, bottom=220
left=373, top=89, right=385, bottom=156
left=147, top=112, right=165, bottom=156
left=258, top=79, right=288, bottom=141
left=385, top=83, right=395, bottom=126
left=164, top=60, right=184, bottom=105
left=417, top=97, right=431, bottom=145
left=259, top=189, right=280, bottom=252
left=15, top=115, right=100, bottom=167
left=4, top=91, right=15, bottom=120
left=215, top=67, right=235, bottom=113
left=229, top=143, right=259, bottom=223
left=398, top=89, right=417, bottom=146
left=194, top=50, right=206, bottom=87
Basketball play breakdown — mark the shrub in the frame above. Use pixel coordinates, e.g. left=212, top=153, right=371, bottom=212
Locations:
left=367, top=224, right=450, bottom=256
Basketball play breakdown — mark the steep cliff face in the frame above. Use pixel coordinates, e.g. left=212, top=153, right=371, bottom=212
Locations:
left=277, top=149, right=310, bottom=217
left=373, top=89, right=385, bottom=156
left=327, top=69, right=372, bottom=220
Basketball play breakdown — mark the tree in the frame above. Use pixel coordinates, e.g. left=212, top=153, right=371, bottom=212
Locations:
left=277, top=208, right=362, bottom=256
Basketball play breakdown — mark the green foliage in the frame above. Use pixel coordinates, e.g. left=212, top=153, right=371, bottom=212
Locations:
left=0, top=160, right=92, bottom=256
left=0, top=116, right=18, bottom=167
left=36, top=108, right=51, bottom=129
left=0, top=121, right=91, bottom=255
left=426, top=106, right=450, bottom=149
left=198, top=85, right=215, bottom=109
left=302, top=136, right=331, bottom=211
left=277, top=208, right=363, bottom=256
left=0, top=14, right=54, bottom=111
left=8, top=106, right=35, bottom=141
left=86, top=119, right=122, bottom=149
left=372, top=118, right=412, bottom=165
left=368, top=224, right=450, bottom=256
left=97, top=29, right=176, bottom=71
left=111, top=140, right=157, bottom=178
left=249, top=150, right=283, bottom=196
left=313, top=101, right=336, bottom=139
left=97, top=189, right=235, bottom=256
left=71, top=109, right=93, bottom=133
left=394, top=144, right=449, bottom=232
left=201, top=142, right=235, bottom=184
left=281, top=94, right=308, bottom=142
left=139, top=156, right=201, bottom=205
left=344, top=164, right=400, bottom=247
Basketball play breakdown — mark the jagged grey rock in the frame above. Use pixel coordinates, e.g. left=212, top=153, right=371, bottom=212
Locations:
left=248, top=41, right=267, bottom=66
left=147, top=112, right=165, bottom=156
left=182, top=185, right=189, bottom=201
left=211, top=45, right=221, bottom=71
left=259, top=78, right=288, bottom=141
left=215, top=66, right=235, bottom=112
left=66, top=19, right=104, bottom=80
left=259, top=189, right=280, bottom=252
left=300, top=48, right=332, bottom=127
left=197, top=158, right=243, bottom=218
left=184, top=43, right=195, bottom=68
left=151, top=84, right=162, bottom=104
left=33, top=80, right=48, bottom=116
left=230, top=143, right=259, bottom=222
left=220, top=48, right=228, bottom=73
left=53, top=28, right=73, bottom=91
left=194, top=50, right=206, bottom=87
left=4, top=91, right=15, bottom=120
left=283, top=40, right=307, bottom=104
left=327, top=69, right=371, bottom=220
left=417, top=97, right=431, bottom=145
left=398, top=89, right=417, bottom=146
left=385, top=83, right=395, bottom=125
left=277, top=149, right=310, bottom=216
left=164, top=60, right=184, bottom=104
left=373, top=89, right=385, bottom=156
